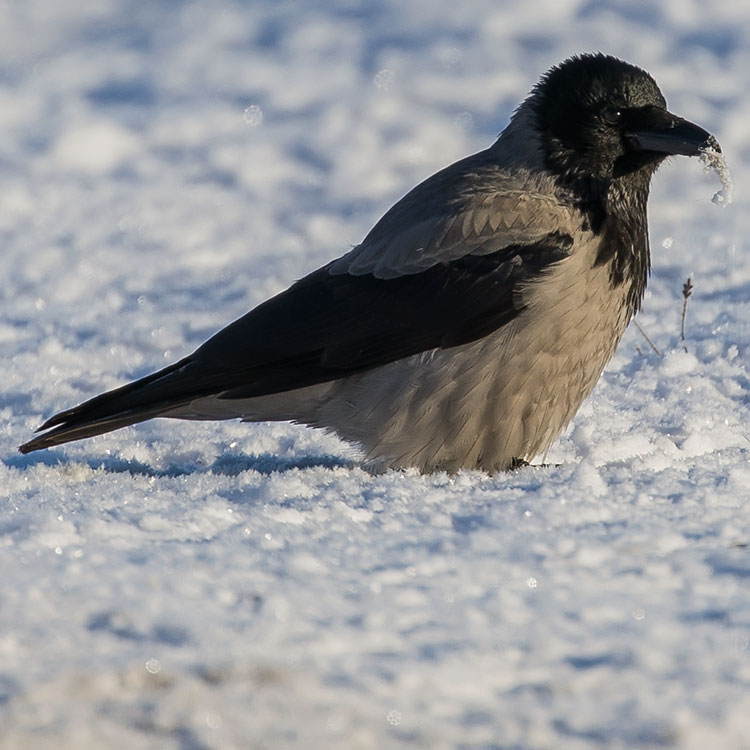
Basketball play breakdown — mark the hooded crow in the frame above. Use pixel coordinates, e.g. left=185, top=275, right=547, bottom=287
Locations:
left=20, top=53, right=719, bottom=472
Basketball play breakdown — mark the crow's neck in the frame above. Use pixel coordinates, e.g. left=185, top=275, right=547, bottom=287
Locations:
left=566, top=172, right=652, bottom=318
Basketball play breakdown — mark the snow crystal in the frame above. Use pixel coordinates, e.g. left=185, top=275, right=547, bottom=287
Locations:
left=373, top=69, right=395, bottom=91
left=243, top=104, right=264, bottom=126
left=700, top=139, right=734, bottom=207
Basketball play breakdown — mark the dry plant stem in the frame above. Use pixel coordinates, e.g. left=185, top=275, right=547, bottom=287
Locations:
left=681, top=276, right=693, bottom=352
left=633, top=318, right=662, bottom=356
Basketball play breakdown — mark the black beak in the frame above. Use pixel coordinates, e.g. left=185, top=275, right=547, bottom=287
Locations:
left=626, top=107, right=717, bottom=157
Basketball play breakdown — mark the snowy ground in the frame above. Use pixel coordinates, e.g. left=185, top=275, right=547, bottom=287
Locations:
left=2, top=1, right=750, bottom=748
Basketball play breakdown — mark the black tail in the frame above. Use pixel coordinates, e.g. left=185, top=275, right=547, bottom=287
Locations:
left=19, top=357, right=197, bottom=454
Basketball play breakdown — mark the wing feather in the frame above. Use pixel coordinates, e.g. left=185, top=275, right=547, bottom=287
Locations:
left=330, top=154, right=574, bottom=279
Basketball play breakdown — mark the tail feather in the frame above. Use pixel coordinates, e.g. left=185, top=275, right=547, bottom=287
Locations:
left=18, top=357, right=197, bottom=454
left=18, top=406, right=183, bottom=454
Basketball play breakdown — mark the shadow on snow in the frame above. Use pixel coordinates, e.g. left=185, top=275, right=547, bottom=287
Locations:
left=5, top=450, right=355, bottom=477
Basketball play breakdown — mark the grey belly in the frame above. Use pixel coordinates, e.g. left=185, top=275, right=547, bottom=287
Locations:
left=173, top=255, right=632, bottom=473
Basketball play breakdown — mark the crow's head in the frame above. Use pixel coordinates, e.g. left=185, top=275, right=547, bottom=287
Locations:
left=531, top=53, right=715, bottom=182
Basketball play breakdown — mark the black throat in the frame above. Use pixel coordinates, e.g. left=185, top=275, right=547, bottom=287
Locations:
left=564, top=172, right=653, bottom=318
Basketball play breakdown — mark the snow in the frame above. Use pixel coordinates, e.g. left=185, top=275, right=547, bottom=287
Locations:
left=2, top=1, right=750, bottom=748
left=700, top=144, right=734, bottom=207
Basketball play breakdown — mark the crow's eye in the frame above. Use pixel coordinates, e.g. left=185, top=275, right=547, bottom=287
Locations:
left=601, top=108, right=622, bottom=126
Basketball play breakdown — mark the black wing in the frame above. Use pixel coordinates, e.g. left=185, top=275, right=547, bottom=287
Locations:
left=18, top=232, right=571, bottom=453
left=205, top=231, right=573, bottom=398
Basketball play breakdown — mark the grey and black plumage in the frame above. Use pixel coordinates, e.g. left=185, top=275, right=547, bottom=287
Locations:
left=19, top=54, right=719, bottom=472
